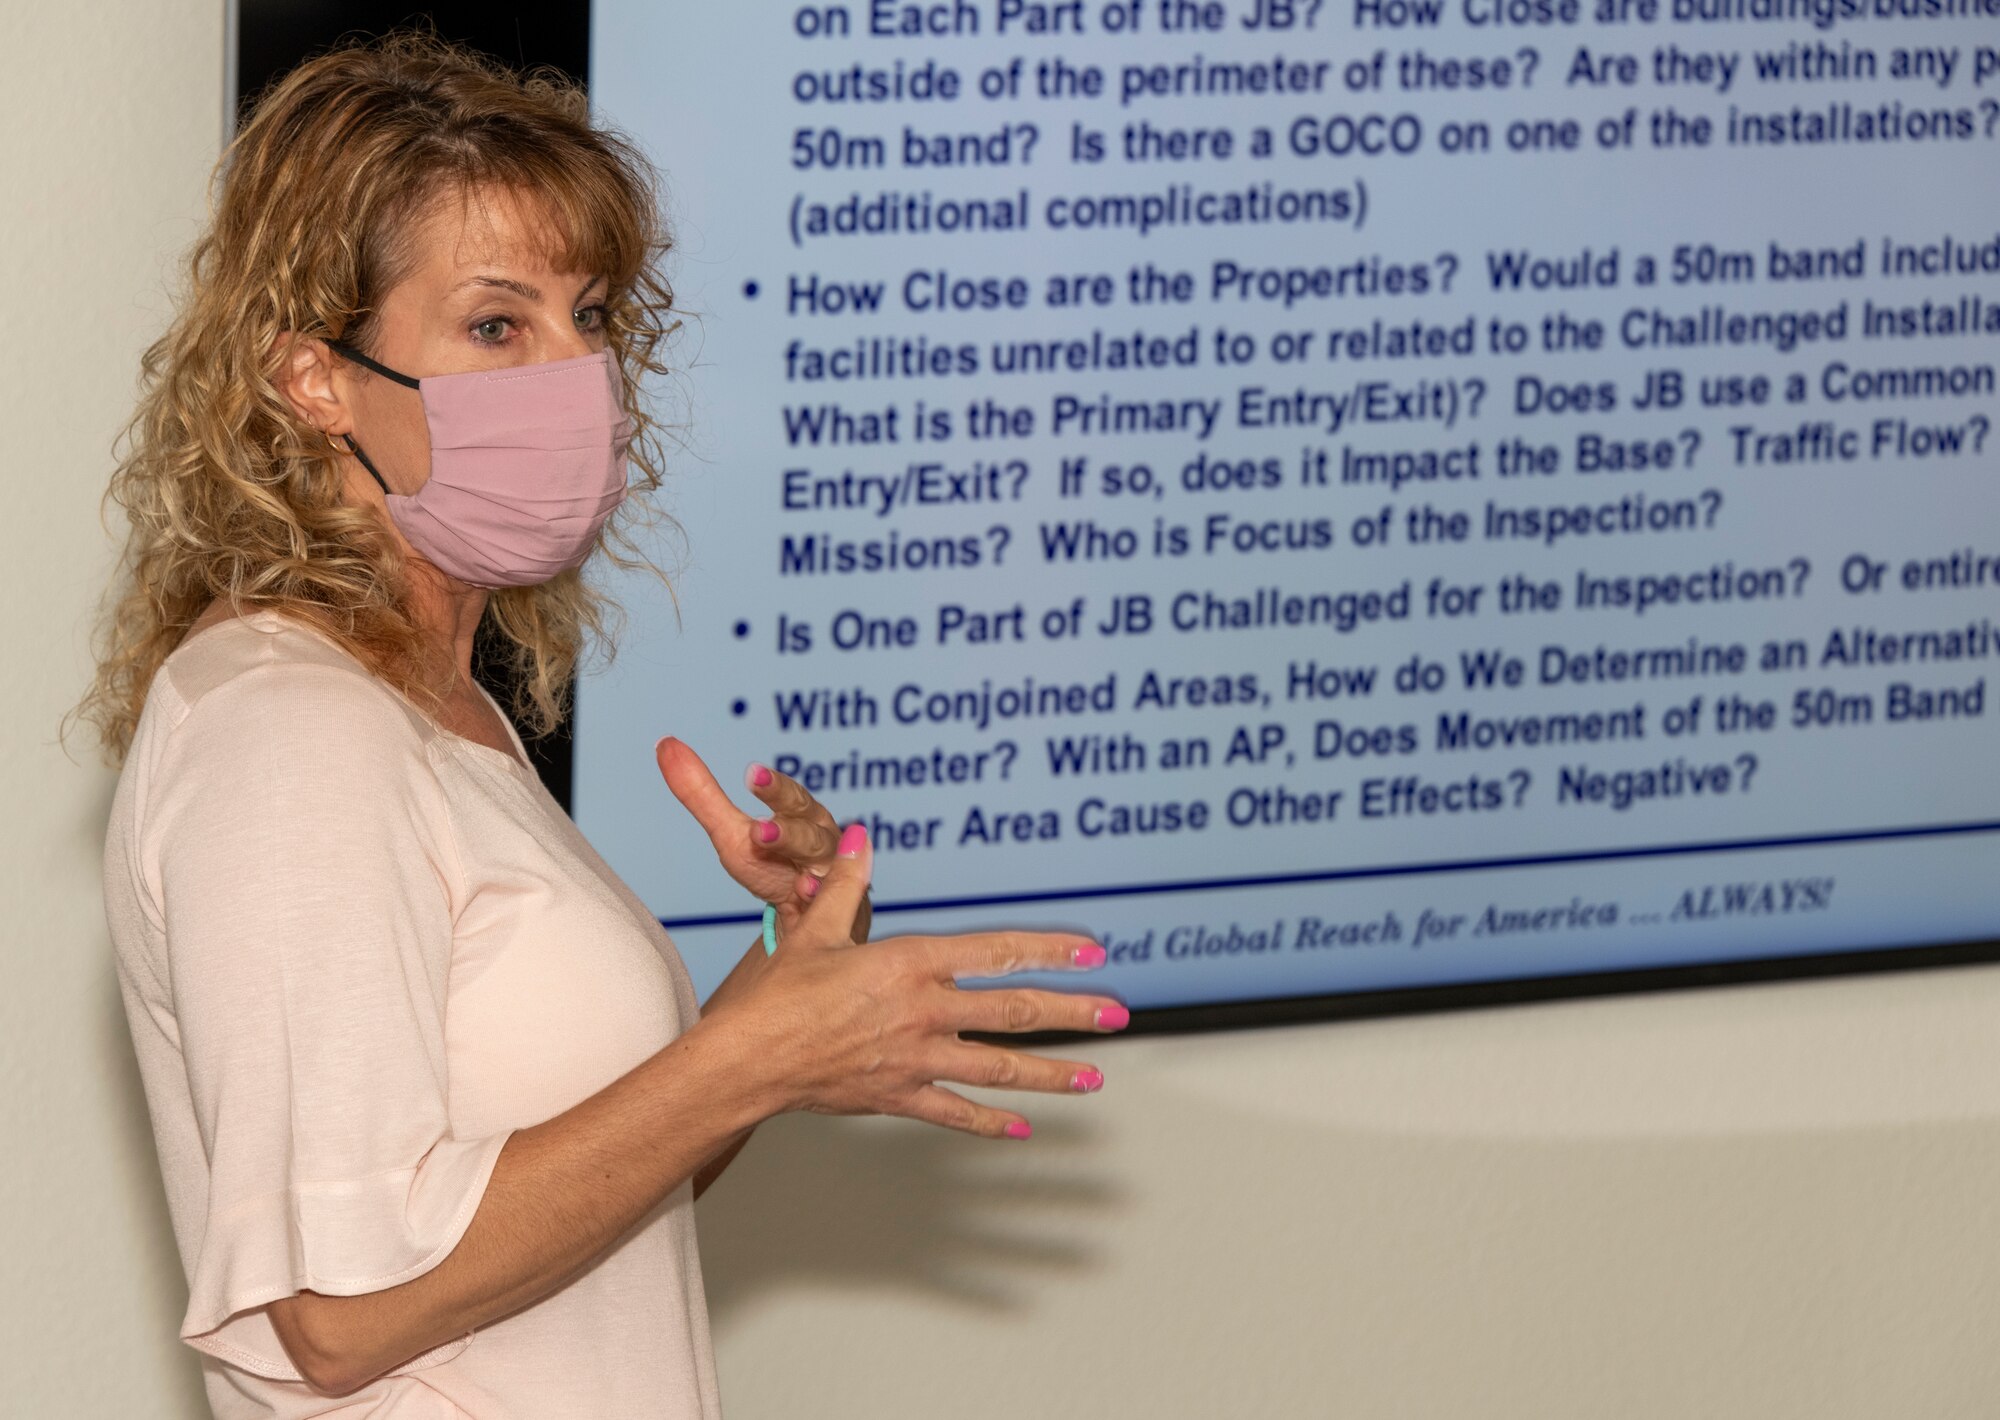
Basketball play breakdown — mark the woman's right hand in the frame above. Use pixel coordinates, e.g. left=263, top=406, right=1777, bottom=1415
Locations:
left=709, top=821, right=1125, bottom=1140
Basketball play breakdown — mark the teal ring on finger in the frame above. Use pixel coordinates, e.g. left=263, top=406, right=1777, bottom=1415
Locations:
left=761, top=901, right=780, bottom=956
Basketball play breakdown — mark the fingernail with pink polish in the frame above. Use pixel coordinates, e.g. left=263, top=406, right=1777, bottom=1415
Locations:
left=755, top=819, right=779, bottom=844
left=799, top=875, right=820, bottom=899
left=1072, top=942, right=1106, bottom=968
left=1096, top=1005, right=1130, bottom=1031
left=1005, top=1120, right=1033, bottom=1140
left=1071, top=1068, right=1104, bottom=1094
left=746, top=763, right=774, bottom=789
left=838, top=823, right=868, bottom=857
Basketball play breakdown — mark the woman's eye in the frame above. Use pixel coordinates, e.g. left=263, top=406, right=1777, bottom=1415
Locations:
left=469, top=306, right=604, bottom=346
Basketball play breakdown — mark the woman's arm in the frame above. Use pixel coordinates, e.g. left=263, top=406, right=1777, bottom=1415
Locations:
left=690, top=935, right=772, bottom=1201
left=693, top=1128, right=755, bottom=1202
left=271, top=828, right=820, bottom=1377
left=650, top=743, right=830, bottom=1205
left=271, top=837, right=1114, bottom=1397
left=688, top=882, right=872, bottom=1202
left=270, top=1008, right=774, bottom=1395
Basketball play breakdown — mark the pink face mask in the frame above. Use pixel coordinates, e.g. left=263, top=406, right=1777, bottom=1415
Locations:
left=327, top=339, right=636, bottom=588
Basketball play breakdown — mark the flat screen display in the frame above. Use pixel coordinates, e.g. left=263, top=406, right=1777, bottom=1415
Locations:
left=578, top=2, right=2000, bottom=1021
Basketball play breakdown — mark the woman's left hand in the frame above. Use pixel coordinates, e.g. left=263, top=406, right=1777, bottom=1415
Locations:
left=654, top=735, right=870, bottom=944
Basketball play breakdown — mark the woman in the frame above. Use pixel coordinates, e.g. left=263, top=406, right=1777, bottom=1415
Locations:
left=79, top=31, right=1124, bottom=1416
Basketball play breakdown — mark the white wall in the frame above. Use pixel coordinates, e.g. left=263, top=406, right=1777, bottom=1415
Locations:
left=702, top=966, right=2000, bottom=1419
left=10, top=6, right=2000, bottom=1416
left=2, top=1, right=222, bottom=1414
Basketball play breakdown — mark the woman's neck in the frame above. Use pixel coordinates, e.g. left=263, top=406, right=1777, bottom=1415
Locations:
left=407, top=573, right=489, bottom=696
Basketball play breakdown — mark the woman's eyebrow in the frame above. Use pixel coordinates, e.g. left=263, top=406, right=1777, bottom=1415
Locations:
left=452, top=274, right=608, bottom=302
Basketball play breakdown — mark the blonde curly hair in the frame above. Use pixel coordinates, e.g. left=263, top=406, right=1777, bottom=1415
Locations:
left=72, top=27, right=683, bottom=766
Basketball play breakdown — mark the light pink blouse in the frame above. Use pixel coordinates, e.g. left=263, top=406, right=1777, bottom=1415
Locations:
left=103, top=609, right=724, bottom=1418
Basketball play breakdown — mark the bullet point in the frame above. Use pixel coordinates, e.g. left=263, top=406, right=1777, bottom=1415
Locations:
left=733, top=620, right=750, bottom=638
left=731, top=699, right=747, bottom=716
left=742, top=280, right=759, bottom=299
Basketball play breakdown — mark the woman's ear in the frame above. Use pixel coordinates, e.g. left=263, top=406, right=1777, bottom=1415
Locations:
left=269, top=331, right=351, bottom=438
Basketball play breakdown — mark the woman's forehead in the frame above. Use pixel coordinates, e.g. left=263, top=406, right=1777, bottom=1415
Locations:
left=407, top=183, right=591, bottom=286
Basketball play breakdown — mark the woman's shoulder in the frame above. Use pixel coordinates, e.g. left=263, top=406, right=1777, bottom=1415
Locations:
left=109, top=608, right=460, bottom=919
left=147, top=608, right=442, bottom=761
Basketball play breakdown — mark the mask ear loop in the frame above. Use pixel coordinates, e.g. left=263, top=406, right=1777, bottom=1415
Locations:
left=324, top=337, right=419, bottom=497
left=326, top=429, right=394, bottom=497
left=326, top=337, right=421, bottom=389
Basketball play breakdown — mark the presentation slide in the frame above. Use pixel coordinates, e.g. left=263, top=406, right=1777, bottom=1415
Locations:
left=582, top=2, right=2000, bottom=1012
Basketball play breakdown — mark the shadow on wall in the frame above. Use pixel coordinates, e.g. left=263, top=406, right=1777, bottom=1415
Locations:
left=695, top=1110, right=1126, bottom=1318
left=690, top=976, right=2000, bottom=1419
left=694, top=1045, right=2000, bottom=1418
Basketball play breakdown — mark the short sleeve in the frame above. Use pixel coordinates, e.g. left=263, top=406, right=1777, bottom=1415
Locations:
left=148, top=659, right=513, bottom=1380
